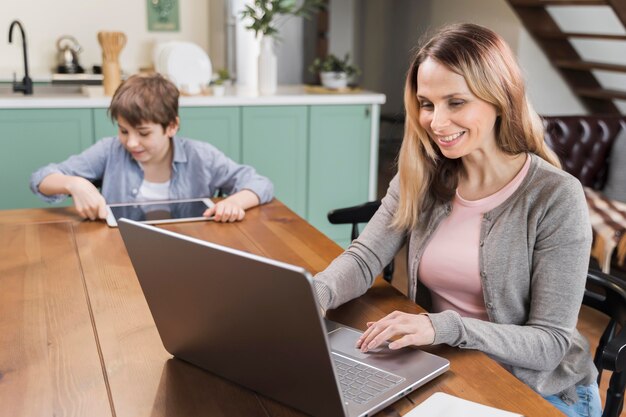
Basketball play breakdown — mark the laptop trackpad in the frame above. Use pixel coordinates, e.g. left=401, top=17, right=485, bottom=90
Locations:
left=328, top=327, right=393, bottom=360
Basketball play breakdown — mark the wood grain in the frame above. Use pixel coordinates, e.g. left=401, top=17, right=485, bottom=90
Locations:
left=73, top=218, right=269, bottom=417
left=0, top=200, right=567, bottom=416
left=0, top=222, right=111, bottom=417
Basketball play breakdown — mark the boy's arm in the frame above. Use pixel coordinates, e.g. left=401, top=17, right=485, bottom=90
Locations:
left=30, top=137, right=113, bottom=203
left=198, top=144, right=273, bottom=205
left=39, top=173, right=107, bottom=220
left=203, top=190, right=260, bottom=222
left=221, top=189, right=260, bottom=210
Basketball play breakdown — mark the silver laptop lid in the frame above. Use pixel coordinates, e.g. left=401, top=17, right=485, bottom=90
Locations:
left=118, top=218, right=347, bottom=417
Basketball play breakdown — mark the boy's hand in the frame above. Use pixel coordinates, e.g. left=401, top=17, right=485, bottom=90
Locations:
left=204, top=200, right=245, bottom=222
left=66, top=177, right=108, bottom=220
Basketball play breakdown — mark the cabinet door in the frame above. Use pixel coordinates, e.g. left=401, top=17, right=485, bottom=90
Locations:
left=308, top=105, right=371, bottom=247
left=93, top=108, right=118, bottom=140
left=242, top=106, right=307, bottom=217
left=178, top=107, right=241, bottom=161
left=0, top=109, right=93, bottom=209
left=93, top=107, right=241, bottom=161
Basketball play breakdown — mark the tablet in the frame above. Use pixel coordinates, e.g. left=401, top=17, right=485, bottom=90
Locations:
left=105, top=198, right=214, bottom=227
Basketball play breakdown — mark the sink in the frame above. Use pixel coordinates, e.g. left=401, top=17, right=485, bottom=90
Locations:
left=0, top=84, right=86, bottom=97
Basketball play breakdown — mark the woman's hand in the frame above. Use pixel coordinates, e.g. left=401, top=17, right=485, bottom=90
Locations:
left=356, top=311, right=435, bottom=352
left=66, top=177, right=108, bottom=220
left=204, top=200, right=245, bottom=222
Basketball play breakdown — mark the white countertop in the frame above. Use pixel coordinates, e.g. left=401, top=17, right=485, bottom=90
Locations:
left=0, top=85, right=386, bottom=109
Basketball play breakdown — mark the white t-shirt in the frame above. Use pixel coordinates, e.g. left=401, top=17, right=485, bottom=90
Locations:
left=136, top=179, right=170, bottom=201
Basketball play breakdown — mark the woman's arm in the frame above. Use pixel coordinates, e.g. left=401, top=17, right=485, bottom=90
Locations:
left=313, top=175, right=407, bottom=311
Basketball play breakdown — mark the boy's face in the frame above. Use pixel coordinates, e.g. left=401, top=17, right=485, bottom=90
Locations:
left=117, top=117, right=179, bottom=165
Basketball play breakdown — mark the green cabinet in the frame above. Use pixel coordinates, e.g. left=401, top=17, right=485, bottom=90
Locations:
left=178, top=107, right=241, bottom=160
left=242, top=106, right=308, bottom=218
left=92, top=107, right=241, bottom=160
left=308, top=105, right=371, bottom=247
left=93, top=108, right=117, bottom=139
left=1, top=103, right=377, bottom=246
left=0, top=109, right=93, bottom=209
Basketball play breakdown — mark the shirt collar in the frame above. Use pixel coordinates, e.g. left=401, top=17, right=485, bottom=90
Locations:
left=171, top=135, right=188, bottom=167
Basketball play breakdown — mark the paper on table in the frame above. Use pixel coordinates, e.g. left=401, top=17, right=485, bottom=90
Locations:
left=405, top=392, right=524, bottom=417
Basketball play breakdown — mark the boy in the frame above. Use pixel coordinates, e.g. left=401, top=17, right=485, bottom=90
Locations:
left=30, top=74, right=273, bottom=222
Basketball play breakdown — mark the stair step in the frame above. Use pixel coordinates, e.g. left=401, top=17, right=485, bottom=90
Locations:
left=535, top=30, right=626, bottom=40
left=575, top=88, right=626, bottom=100
left=554, top=59, right=626, bottom=72
left=510, top=0, right=606, bottom=5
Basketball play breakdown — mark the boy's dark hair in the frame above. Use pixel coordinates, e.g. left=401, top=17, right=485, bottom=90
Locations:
left=108, top=73, right=179, bottom=130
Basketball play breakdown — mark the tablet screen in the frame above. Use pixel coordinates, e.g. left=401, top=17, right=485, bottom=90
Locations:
left=109, top=200, right=210, bottom=223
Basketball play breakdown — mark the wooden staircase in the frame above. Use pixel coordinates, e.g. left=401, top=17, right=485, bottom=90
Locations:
left=507, top=0, right=626, bottom=114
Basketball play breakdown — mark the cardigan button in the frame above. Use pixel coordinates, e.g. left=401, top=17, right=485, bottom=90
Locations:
left=480, top=271, right=486, bottom=278
left=479, top=240, right=484, bottom=247
left=486, top=302, right=493, bottom=309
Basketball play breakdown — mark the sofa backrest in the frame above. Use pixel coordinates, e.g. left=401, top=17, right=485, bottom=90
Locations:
left=542, top=116, right=626, bottom=190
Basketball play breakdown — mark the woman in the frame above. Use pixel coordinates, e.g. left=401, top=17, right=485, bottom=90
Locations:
left=313, top=23, right=601, bottom=417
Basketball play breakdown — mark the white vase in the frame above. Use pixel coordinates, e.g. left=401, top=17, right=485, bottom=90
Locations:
left=258, top=36, right=277, bottom=95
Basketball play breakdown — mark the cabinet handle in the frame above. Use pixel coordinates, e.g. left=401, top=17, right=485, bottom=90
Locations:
left=365, top=107, right=370, bottom=118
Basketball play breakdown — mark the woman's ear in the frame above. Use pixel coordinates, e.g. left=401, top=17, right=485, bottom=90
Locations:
left=166, top=117, right=180, bottom=137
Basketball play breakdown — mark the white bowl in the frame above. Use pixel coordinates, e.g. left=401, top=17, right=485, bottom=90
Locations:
left=320, top=71, right=348, bottom=89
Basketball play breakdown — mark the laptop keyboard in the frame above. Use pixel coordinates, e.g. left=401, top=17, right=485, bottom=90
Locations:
left=332, top=353, right=405, bottom=405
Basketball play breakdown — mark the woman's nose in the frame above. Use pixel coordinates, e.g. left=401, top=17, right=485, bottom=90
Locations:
left=430, top=107, right=450, bottom=131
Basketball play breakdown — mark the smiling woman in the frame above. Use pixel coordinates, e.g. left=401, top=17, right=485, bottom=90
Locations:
left=313, top=23, right=602, bottom=417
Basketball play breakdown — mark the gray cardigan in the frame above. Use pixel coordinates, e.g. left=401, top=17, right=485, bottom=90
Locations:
left=314, top=154, right=597, bottom=401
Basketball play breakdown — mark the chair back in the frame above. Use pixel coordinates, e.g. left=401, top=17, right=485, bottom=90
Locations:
left=584, top=269, right=626, bottom=417
left=542, top=116, right=626, bottom=190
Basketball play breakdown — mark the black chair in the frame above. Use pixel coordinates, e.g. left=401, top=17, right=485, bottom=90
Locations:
left=584, top=268, right=626, bottom=417
left=327, top=200, right=395, bottom=283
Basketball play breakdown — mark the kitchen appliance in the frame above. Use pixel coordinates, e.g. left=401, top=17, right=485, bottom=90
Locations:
left=56, top=35, right=84, bottom=74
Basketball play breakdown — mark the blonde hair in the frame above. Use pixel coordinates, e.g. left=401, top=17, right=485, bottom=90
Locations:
left=393, top=23, right=560, bottom=231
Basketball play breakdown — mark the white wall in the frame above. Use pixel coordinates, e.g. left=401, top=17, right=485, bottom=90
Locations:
left=1, top=0, right=210, bottom=77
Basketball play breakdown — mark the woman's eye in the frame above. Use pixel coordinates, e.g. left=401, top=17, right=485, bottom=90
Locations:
left=139, top=132, right=150, bottom=137
left=420, top=102, right=433, bottom=109
left=450, top=100, right=465, bottom=107
left=120, top=130, right=128, bottom=135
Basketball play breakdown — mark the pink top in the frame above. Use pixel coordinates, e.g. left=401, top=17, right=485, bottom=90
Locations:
left=418, top=155, right=531, bottom=320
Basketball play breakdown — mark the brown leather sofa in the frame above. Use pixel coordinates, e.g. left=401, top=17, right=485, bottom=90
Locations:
left=543, top=115, right=626, bottom=276
left=542, top=115, right=626, bottom=191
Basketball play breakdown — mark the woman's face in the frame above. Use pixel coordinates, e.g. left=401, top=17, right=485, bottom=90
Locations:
left=417, top=57, right=499, bottom=161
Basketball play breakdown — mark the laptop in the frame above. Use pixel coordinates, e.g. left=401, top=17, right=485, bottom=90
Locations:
left=118, top=218, right=449, bottom=417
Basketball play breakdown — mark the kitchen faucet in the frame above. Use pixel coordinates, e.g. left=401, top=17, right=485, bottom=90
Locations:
left=8, top=20, right=33, bottom=95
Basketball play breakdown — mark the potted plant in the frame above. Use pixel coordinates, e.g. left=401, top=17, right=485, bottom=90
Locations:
left=211, top=68, right=232, bottom=96
left=309, top=53, right=361, bottom=89
left=240, top=0, right=324, bottom=94
left=241, top=0, right=324, bottom=39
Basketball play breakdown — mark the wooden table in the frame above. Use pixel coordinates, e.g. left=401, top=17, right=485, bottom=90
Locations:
left=0, top=200, right=562, bottom=416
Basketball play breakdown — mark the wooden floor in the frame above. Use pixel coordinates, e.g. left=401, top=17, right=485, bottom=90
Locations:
left=376, top=137, right=621, bottom=415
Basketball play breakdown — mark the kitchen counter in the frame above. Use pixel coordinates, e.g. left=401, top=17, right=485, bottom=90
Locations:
left=0, top=85, right=385, bottom=109
left=1, top=87, right=384, bottom=246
